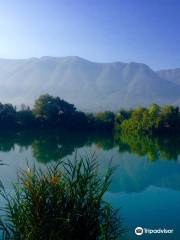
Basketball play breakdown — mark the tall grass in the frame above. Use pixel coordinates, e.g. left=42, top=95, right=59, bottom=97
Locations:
left=0, top=153, right=124, bottom=240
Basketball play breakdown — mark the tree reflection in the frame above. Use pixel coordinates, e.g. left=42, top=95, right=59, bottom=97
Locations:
left=116, top=133, right=180, bottom=161
left=0, top=130, right=179, bottom=163
left=0, top=130, right=115, bottom=163
left=31, top=131, right=115, bottom=163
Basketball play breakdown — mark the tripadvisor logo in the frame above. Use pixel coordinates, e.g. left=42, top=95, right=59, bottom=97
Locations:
left=135, top=227, right=143, bottom=236
left=135, top=226, right=174, bottom=236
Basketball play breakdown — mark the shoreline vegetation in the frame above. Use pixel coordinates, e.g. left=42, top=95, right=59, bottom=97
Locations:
left=0, top=154, right=124, bottom=240
left=116, top=104, right=180, bottom=134
left=0, top=94, right=179, bottom=134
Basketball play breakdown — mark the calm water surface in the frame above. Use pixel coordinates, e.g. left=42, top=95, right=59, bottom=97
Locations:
left=0, top=130, right=180, bottom=240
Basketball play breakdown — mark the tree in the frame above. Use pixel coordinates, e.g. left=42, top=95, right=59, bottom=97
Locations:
left=159, top=105, right=179, bottom=131
left=0, top=103, right=16, bottom=128
left=95, top=111, right=115, bottom=130
left=16, top=109, right=36, bottom=128
left=33, top=94, right=76, bottom=126
left=148, top=104, right=160, bottom=116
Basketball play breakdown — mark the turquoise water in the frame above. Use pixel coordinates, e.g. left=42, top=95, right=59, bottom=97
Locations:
left=0, top=130, right=179, bottom=239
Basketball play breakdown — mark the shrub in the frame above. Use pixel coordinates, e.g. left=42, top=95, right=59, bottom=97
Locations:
left=0, top=154, right=124, bottom=240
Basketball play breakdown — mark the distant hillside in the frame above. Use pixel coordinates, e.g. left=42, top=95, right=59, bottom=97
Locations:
left=0, top=56, right=179, bottom=111
left=157, top=68, right=180, bottom=85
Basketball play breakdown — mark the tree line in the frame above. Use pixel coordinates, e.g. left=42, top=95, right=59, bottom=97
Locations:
left=0, top=94, right=179, bottom=133
left=0, top=94, right=115, bottom=130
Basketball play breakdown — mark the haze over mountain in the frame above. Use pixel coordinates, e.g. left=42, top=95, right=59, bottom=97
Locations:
left=0, top=56, right=179, bottom=111
left=157, top=68, right=180, bottom=86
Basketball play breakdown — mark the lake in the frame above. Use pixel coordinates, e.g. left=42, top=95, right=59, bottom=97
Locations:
left=0, top=130, right=180, bottom=240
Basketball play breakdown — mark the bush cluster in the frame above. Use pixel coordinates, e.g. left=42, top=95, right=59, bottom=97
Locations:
left=0, top=154, right=123, bottom=240
left=116, top=104, right=180, bottom=134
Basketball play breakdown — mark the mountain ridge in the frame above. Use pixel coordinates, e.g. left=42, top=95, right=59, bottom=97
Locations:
left=0, top=56, right=179, bottom=111
left=157, top=68, right=180, bottom=85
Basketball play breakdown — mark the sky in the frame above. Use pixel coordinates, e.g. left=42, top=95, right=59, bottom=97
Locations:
left=0, top=0, right=179, bottom=70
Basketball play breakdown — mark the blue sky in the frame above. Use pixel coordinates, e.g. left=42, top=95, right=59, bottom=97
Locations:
left=0, top=0, right=179, bottom=70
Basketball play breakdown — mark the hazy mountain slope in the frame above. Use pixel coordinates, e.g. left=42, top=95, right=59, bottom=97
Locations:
left=0, top=56, right=179, bottom=111
left=157, top=68, right=180, bottom=85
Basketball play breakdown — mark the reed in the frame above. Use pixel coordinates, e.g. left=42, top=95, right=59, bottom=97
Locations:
left=0, top=153, right=124, bottom=240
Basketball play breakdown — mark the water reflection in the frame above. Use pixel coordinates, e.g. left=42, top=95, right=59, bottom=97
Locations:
left=116, top=133, right=180, bottom=161
left=0, top=130, right=115, bottom=163
left=0, top=130, right=179, bottom=163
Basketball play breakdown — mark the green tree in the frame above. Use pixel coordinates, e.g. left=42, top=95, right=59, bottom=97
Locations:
left=159, top=105, right=179, bottom=131
left=33, top=94, right=76, bottom=126
left=95, top=111, right=115, bottom=130
left=0, top=103, right=16, bottom=128
left=148, top=104, right=160, bottom=116
left=16, top=109, right=36, bottom=128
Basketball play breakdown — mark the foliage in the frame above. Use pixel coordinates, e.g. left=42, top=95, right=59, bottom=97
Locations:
left=116, top=104, right=180, bottom=134
left=0, top=103, right=16, bottom=128
left=33, top=94, right=76, bottom=127
left=0, top=154, right=124, bottom=240
left=16, top=110, right=36, bottom=128
left=95, top=112, right=115, bottom=130
left=115, top=109, right=132, bottom=131
left=0, top=95, right=179, bottom=133
left=0, top=95, right=115, bottom=131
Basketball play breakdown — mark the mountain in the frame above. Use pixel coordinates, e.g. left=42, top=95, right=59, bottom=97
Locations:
left=0, top=56, right=179, bottom=111
left=157, top=68, right=180, bottom=85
